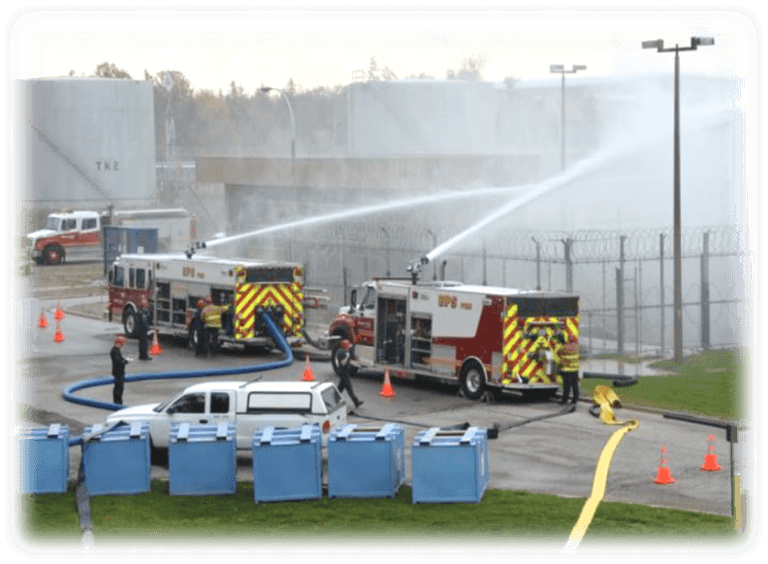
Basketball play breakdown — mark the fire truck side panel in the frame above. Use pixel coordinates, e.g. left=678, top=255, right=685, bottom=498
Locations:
left=429, top=295, right=505, bottom=380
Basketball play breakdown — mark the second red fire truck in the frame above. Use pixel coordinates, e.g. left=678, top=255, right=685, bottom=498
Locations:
left=327, top=276, right=580, bottom=400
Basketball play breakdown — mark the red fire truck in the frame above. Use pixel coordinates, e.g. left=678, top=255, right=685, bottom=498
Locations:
left=106, top=252, right=307, bottom=349
left=327, top=278, right=580, bottom=400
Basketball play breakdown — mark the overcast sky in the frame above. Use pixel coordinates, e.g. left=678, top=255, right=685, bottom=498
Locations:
left=6, top=2, right=761, bottom=94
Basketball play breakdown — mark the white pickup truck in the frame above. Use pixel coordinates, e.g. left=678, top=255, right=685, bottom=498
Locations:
left=106, top=380, right=348, bottom=450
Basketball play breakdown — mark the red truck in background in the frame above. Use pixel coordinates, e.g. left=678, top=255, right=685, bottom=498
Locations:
left=26, top=208, right=196, bottom=265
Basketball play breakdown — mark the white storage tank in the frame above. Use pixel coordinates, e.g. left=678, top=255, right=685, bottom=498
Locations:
left=345, top=79, right=497, bottom=155
left=18, top=77, right=156, bottom=214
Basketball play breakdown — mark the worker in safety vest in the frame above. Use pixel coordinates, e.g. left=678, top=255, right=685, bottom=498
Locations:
left=201, top=295, right=228, bottom=357
left=556, top=335, right=580, bottom=406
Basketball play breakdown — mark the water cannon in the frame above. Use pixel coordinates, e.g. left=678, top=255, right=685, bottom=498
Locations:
left=407, top=256, right=430, bottom=284
left=185, top=240, right=208, bottom=259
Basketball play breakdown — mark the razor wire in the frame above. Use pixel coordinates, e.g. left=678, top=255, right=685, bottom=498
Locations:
left=288, top=222, right=743, bottom=263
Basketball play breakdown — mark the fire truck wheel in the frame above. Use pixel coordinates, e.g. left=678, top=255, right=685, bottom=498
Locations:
left=123, top=307, right=139, bottom=338
left=460, top=359, right=486, bottom=400
left=43, top=244, right=65, bottom=265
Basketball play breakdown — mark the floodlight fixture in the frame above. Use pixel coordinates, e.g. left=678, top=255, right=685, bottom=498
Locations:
left=642, top=39, right=664, bottom=50
left=692, top=37, right=715, bottom=47
left=549, top=63, right=586, bottom=170
left=550, top=64, right=564, bottom=72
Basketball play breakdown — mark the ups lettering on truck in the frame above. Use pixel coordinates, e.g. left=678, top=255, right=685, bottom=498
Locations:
left=438, top=294, right=458, bottom=308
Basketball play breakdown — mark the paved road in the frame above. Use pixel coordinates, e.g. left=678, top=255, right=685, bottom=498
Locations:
left=17, top=293, right=740, bottom=520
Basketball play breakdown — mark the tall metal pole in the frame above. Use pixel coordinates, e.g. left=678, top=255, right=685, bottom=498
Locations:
left=673, top=47, right=683, bottom=362
left=550, top=65, right=586, bottom=172
left=561, top=72, right=566, bottom=171
left=660, top=233, right=665, bottom=355
left=642, top=36, right=714, bottom=362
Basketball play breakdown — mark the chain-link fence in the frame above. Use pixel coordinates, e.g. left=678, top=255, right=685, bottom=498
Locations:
left=257, top=222, right=745, bottom=357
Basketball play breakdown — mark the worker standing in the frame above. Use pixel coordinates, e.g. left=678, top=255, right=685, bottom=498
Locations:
left=556, top=336, right=580, bottom=406
left=137, top=296, right=151, bottom=361
left=189, top=298, right=205, bottom=357
left=201, top=295, right=226, bottom=357
left=337, top=340, right=364, bottom=410
left=110, top=335, right=129, bottom=405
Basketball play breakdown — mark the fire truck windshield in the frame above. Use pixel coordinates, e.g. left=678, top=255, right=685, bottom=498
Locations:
left=245, top=267, right=294, bottom=284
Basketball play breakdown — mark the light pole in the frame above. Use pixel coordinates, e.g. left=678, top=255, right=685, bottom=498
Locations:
left=642, top=36, right=714, bottom=362
left=261, top=86, right=296, bottom=161
left=549, top=64, right=586, bottom=171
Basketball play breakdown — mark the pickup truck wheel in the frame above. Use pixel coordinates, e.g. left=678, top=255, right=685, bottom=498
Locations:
left=123, top=307, right=138, bottom=338
left=43, top=244, right=64, bottom=265
left=460, top=359, right=486, bottom=400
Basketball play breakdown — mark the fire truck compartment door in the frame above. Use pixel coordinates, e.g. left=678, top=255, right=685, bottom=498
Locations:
left=430, top=344, right=456, bottom=376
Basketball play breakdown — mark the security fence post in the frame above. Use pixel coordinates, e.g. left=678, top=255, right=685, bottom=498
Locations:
left=616, top=267, right=624, bottom=355
left=701, top=230, right=710, bottom=350
left=660, top=233, right=665, bottom=355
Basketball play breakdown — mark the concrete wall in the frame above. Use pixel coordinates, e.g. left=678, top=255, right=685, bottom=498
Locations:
left=18, top=78, right=156, bottom=224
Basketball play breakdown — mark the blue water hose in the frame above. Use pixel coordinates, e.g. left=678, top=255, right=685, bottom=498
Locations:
left=62, top=312, right=293, bottom=446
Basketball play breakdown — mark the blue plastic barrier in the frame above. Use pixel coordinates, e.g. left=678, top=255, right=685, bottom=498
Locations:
left=252, top=425, right=322, bottom=503
left=168, top=422, right=237, bottom=496
left=328, top=423, right=405, bottom=498
left=411, top=426, right=489, bottom=504
left=19, top=424, right=69, bottom=494
left=82, top=422, right=151, bottom=495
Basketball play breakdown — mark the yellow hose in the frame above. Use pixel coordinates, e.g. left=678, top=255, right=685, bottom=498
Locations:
left=564, top=419, right=640, bottom=552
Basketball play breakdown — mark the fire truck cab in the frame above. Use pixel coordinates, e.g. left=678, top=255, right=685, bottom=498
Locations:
left=107, top=253, right=306, bottom=350
left=327, top=278, right=580, bottom=400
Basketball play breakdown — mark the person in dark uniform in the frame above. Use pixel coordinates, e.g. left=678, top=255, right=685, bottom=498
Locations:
left=337, top=340, right=364, bottom=410
left=110, top=335, right=129, bottom=405
left=556, top=336, right=580, bottom=406
left=189, top=298, right=205, bottom=357
left=137, top=296, right=151, bottom=361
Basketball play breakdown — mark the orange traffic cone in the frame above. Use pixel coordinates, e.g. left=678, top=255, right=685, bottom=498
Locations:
left=149, top=330, right=163, bottom=355
left=653, top=446, right=676, bottom=485
left=38, top=311, right=49, bottom=329
left=379, top=368, right=395, bottom=398
left=54, top=296, right=65, bottom=321
left=302, top=354, right=316, bottom=382
left=53, top=320, right=65, bottom=343
left=700, top=434, right=722, bottom=471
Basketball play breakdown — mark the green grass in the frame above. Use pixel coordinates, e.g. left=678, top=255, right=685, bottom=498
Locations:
left=21, top=482, right=735, bottom=542
left=581, top=349, right=742, bottom=420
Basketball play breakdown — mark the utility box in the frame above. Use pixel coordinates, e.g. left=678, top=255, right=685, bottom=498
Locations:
left=328, top=423, right=405, bottom=498
left=411, top=427, right=489, bottom=504
left=82, top=422, right=151, bottom=495
left=169, top=422, right=236, bottom=496
left=18, top=424, right=70, bottom=494
left=252, top=425, right=322, bottom=503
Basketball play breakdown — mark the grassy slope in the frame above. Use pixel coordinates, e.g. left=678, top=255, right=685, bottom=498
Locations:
left=581, top=349, right=742, bottom=419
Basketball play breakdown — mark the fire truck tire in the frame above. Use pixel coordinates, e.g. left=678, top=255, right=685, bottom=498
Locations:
left=460, top=359, right=486, bottom=400
left=122, top=306, right=139, bottom=338
left=43, top=244, right=65, bottom=265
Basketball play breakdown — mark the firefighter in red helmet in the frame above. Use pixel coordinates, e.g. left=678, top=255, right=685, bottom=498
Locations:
left=336, top=339, right=363, bottom=410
